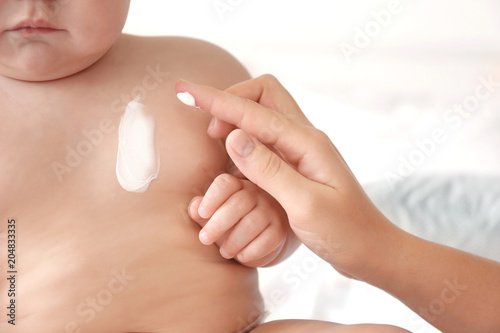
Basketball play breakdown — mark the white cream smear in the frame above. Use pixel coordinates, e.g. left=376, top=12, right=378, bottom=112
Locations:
left=116, top=96, right=159, bottom=193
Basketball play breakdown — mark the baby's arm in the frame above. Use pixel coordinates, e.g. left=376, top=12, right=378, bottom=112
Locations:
left=189, top=173, right=299, bottom=267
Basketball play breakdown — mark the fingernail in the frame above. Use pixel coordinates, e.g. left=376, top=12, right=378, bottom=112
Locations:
left=199, top=230, right=211, bottom=245
left=230, top=131, right=255, bottom=158
left=178, top=78, right=192, bottom=84
left=208, top=117, right=217, bottom=132
left=188, top=199, right=197, bottom=218
left=198, top=203, right=210, bottom=219
left=220, top=248, right=232, bottom=259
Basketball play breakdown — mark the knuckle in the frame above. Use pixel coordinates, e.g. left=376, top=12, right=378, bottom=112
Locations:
left=208, top=218, right=228, bottom=236
left=208, top=87, right=225, bottom=112
left=239, top=100, right=262, bottom=129
left=310, top=128, right=331, bottom=144
left=221, top=241, right=239, bottom=258
left=203, top=187, right=219, bottom=204
left=211, top=90, right=245, bottom=127
left=243, top=214, right=265, bottom=234
left=207, top=174, right=239, bottom=198
left=259, top=153, right=283, bottom=183
left=225, top=236, right=245, bottom=256
left=227, top=192, right=248, bottom=212
left=300, top=127, right=333, bottom=154
left=214, top=173, right=237, bottom=187
left=259, top=73, right=279, bottom=85
left=240, top=246, right=259, bottom=262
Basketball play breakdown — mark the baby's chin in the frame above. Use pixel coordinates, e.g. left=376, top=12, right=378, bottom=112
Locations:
left=2, top=64, right=93, bottom=83
left=1, top=71, right=72, bottom=82
left=1, top=52, right=109, bottom=82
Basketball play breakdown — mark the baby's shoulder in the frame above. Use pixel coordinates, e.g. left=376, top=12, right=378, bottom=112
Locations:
left=118, top=34, right=250, bottom=89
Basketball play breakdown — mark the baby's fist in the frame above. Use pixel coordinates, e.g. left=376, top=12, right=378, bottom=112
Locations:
left=189, top=173, right=289, bottom=267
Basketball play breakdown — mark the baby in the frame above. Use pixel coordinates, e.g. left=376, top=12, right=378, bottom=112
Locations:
left=0, top=1, right=296, bottom=332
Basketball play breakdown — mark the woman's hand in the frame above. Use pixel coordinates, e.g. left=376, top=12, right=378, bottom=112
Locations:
left=177, top=75, right=500, bottom=333
left=176, top=75, right=394, bottom=280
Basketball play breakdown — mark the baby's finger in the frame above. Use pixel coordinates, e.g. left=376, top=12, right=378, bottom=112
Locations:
left=219, top=209, right=268, bottom=259
left=198, top=174, right=243, bottom=219
left=200, top=189, right=257, bottom=245
left=188, top=196, right=208, bottom=228
left=236, top=226, right=286, bottom=265
left=190, top=197, right=231, bottom=249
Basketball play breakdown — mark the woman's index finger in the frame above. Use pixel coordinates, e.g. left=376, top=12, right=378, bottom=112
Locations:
left=225, top=75, right=312, bottom=126
left=175, top=79, right=292, bottom=147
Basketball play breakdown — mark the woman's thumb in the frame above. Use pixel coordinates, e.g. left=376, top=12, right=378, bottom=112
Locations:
left=225, top=129, right=307, bottom=210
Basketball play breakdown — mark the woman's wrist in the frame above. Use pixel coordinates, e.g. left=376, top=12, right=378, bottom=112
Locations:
left=350, top=210, right=408, bottom=284
left=360, top=218, right=416, bottom=290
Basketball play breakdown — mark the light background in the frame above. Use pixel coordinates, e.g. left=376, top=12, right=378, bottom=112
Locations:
left=123, top=0, right=500, bottom=184
left=123, top=1, right=500, bottom=332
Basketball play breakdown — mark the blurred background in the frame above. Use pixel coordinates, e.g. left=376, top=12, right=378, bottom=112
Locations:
left=123, top=0, right=500, bottom=184
left=124, top=1, right=500, bottom=332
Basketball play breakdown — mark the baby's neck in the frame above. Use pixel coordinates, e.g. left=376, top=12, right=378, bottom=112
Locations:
left=0, top=35, right=124, bottom=106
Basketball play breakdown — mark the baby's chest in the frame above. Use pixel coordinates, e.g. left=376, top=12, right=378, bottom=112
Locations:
left=1, top=98, right=227, bottom=213
left=109, top=99, right=229, bottom=198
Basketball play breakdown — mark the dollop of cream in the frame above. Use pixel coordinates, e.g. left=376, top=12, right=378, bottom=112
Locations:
left=177, top=91, right=197, bottom=107
left=116, top=96, right=159, bottom=193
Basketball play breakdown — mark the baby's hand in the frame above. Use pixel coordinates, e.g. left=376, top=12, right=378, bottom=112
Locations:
left=189, top=173, right=290, bottom=267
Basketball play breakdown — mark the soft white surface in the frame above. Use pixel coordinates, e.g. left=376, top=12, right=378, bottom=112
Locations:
left=124, top=1, right=500, bottom=332
left=367, top=175, right=500, bottom=263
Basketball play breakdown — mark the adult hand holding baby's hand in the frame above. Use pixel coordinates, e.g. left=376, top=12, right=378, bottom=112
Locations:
left=176, top=75, right=396, bottom=280
left=178, top=75, right=500, bottom=333
left=188, top=173, right=290, bottom=267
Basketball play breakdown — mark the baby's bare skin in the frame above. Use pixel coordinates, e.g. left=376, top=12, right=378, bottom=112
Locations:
left=0, top=34, right=263, bottom=332
left=0, top=2, right=411, bottom=332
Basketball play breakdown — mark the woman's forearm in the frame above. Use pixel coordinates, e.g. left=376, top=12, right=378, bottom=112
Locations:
left=366, top=223, right=500, bottom=332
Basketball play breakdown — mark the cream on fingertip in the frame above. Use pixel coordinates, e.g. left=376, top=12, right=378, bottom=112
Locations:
left=177, top=91, right=197, bottom=107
